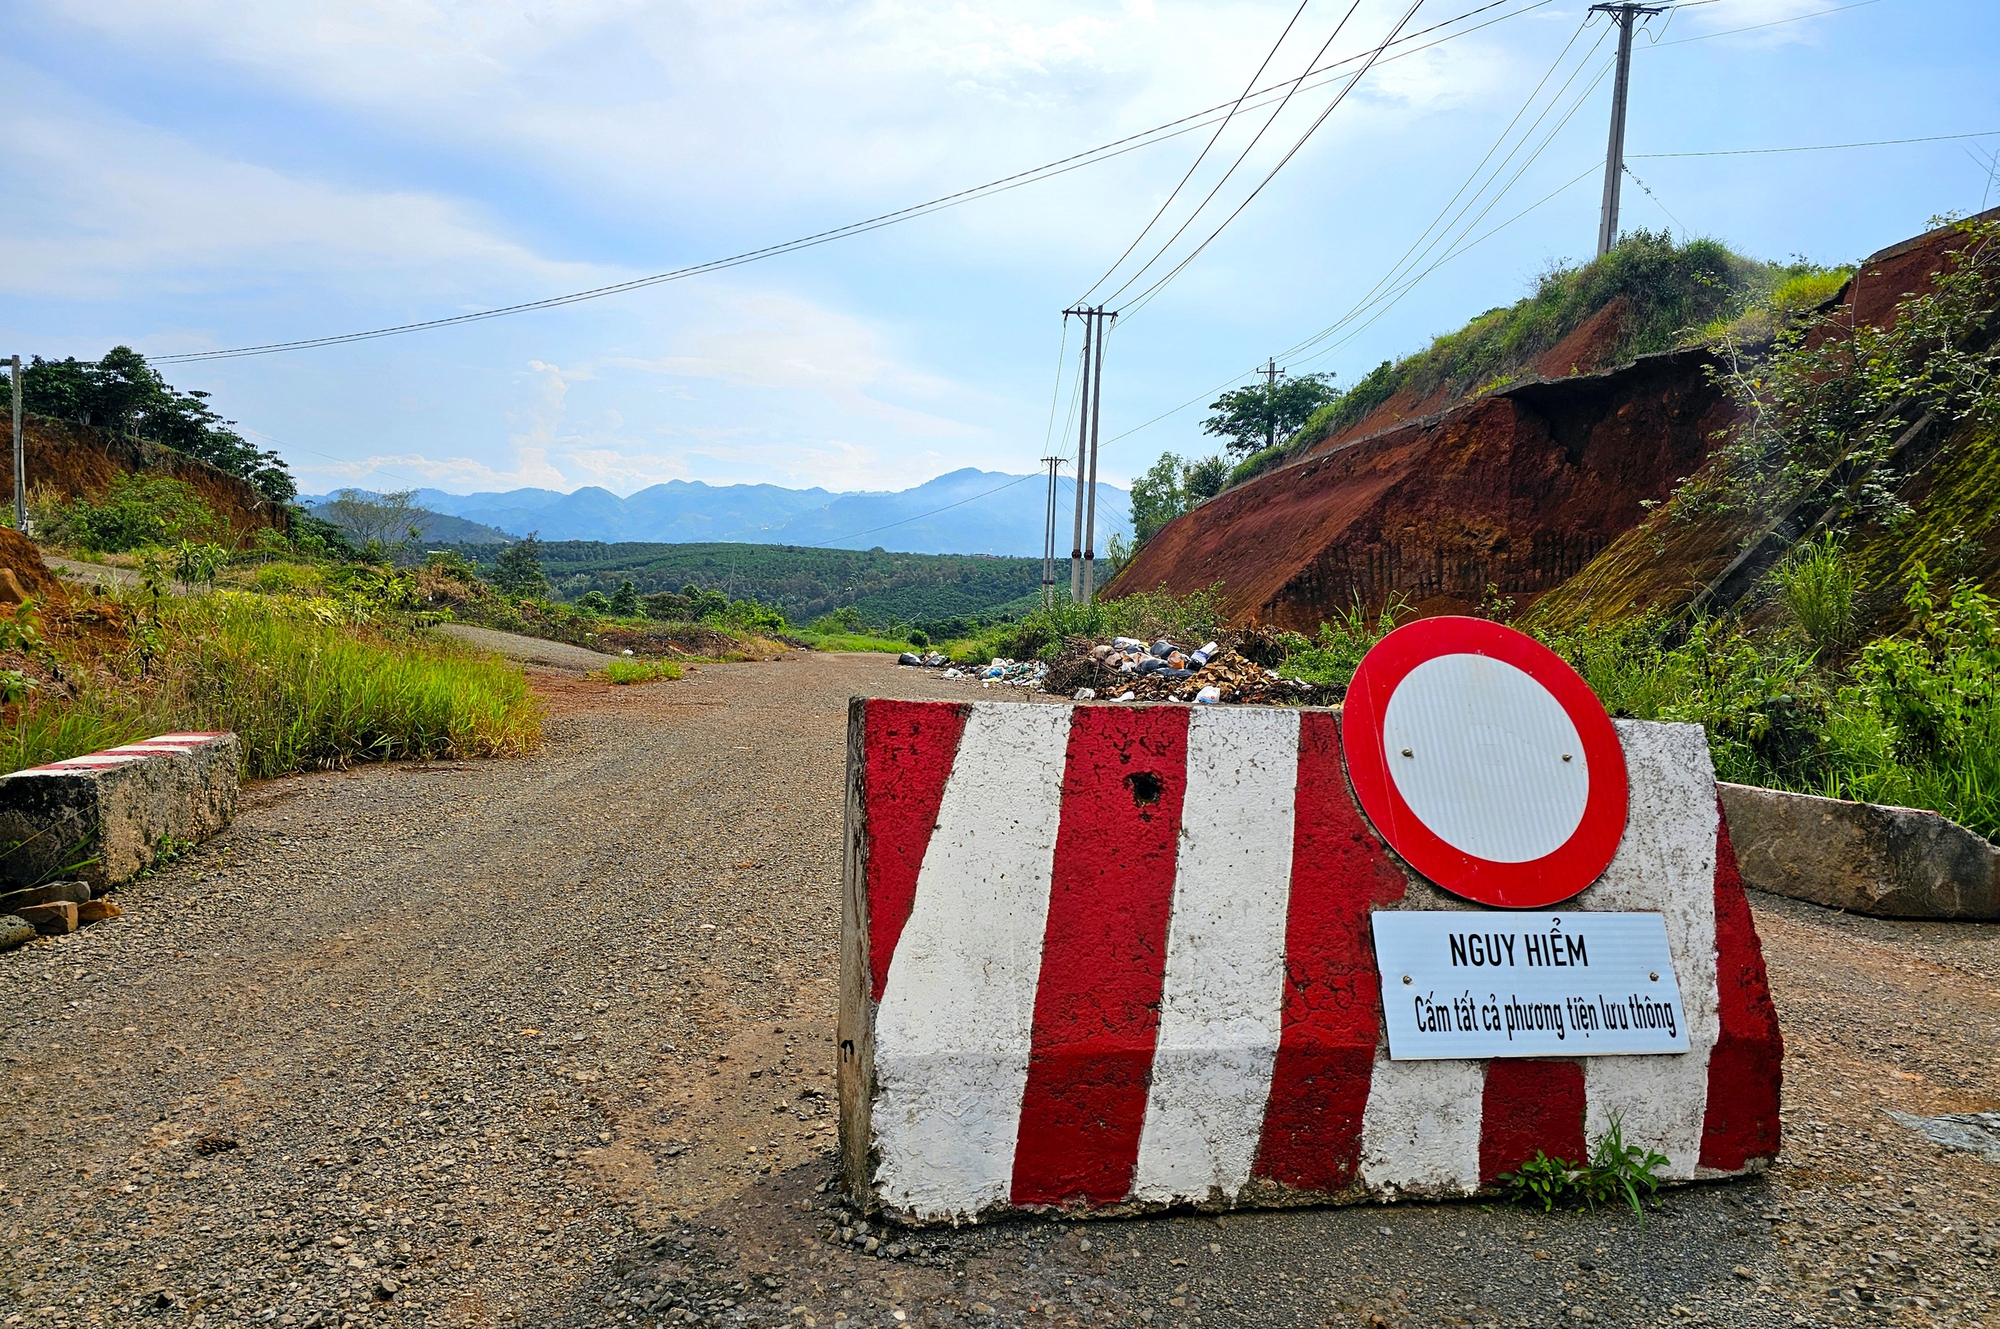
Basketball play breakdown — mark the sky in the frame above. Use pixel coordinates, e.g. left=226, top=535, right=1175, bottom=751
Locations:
left=4, top=0, right=1996, bottom=501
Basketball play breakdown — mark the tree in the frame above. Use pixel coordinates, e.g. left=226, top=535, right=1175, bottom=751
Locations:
left=609, top=578, right=640, bottom=617
left=1200, top=370, right=1339, bottom=456
left=1129, top=451, right=1231, bottom=546
left=318, top=489, right=426, bottom=549
left=489, top=534, right=549, bottom=599
left=5, top=347, right=298, bottom=502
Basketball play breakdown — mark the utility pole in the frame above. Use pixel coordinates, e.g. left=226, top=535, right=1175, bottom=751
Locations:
left=1590, top=4, right=1664, bottom=258
left=1061, top=305, right=1116, bottom=603
left=1068, top=313, right=1092, bottom=602
left=9, top=355, right=22, bottom=535
left=1261, top=357, right=1282, bottom=453
left=1039, top=455, right=1064, bottom=608
left=1080, top=308, right=1110, bottom=604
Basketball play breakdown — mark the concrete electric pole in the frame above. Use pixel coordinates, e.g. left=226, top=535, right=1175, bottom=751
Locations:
left=1590, top=3, right=1665, bottom=258
left=1039, top=455, right=1064, bottom=608
left=10, top=355, right=23, bottom=535
left=1061, top=305, right=1116, bottom=603
left=1261, top=357, right=1283, bottom=453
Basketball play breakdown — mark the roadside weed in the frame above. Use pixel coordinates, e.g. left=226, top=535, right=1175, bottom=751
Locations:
left=1495, top=1115, right=1669, bottom=1220
left=603, top=658, right=682, bottom=685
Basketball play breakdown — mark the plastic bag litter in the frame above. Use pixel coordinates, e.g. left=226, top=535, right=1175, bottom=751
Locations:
left=1194, top=685, right=1221, bottom=704
left=1116, top=690, right=1136, bottom=702
left=1074, top=688, right=1096, bottom=701
left=1150, top=639, right=1178, bottom=658
left=898, top=652, right=922, bottom=666
left=1113, top=637, right=1146, bottom=653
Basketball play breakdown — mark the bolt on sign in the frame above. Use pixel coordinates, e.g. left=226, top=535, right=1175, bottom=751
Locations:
left=838, top=620, right=1782, bottom=1223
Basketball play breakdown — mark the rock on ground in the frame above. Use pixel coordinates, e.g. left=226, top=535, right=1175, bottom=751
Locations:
left=0, top=654, right=1995, bottom=1328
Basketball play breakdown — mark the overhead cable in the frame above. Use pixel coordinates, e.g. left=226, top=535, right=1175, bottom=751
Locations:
left=154, top=0, right=1548, bottom=364
left=1118, top=0, right=1431, bottom=322
left=1100, top=0, right=1370, bottom=309
left=1632, top=129, right=2000, bottom=158
left=1074, top=0, right=1317, bottom=306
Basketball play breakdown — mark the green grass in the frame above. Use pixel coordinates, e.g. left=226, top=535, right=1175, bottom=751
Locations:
left=0, top=590, right=541, bottom=778
left=602, top=658, right=683, bottom=684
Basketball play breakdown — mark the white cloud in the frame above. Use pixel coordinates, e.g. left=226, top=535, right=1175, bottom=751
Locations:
left=612, top=291, right=981, bottom=438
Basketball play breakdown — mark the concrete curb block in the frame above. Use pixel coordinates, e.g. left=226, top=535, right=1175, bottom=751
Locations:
left=0, top=733, right=241, bottom=890
left=1717, top=782, right=1999, bottom=921
left=839, top=701, right=1781, bottom=1224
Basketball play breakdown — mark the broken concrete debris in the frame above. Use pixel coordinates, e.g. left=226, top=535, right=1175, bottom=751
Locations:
left=896, top=630, right=1318, bottom=704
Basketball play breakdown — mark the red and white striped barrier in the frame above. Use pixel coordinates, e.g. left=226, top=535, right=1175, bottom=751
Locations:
left=837, top=700, right=1780, bottom=1222
left=0, top=732, right=240, bottom=889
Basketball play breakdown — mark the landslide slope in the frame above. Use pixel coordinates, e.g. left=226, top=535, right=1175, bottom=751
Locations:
left=1109, top=221, right=1982, bottom=629
left=1529, top=206, right=2000, bottom=637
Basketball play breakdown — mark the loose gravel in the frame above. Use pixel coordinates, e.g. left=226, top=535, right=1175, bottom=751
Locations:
left=2, top=651, right=1994, bottom=1329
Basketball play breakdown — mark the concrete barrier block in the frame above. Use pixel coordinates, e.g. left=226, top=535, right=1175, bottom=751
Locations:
left=839, top=701, right=1780, bottom=1224
left=0, top=733, right=241, bottom=889
left=1717, top=782, right=1999, bottom=920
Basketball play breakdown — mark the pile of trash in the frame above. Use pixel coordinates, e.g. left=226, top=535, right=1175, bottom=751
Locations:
left=898, top=650, right=1049, bottom=688
left=898, top=631, right=1319, bottom=706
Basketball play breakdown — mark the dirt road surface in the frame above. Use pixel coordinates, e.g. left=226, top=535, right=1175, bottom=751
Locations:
left=3, top=653, right=1996, bottom=1328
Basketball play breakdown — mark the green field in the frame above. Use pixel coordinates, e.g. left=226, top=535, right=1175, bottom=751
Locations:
left=433, top=540, right=1045, bottom=629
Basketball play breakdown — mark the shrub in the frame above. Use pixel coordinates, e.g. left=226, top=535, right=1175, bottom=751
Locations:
left=577, top=590, right=612, bottom=615
left=42, top=474, right=224, bottom=552
left=253, top=562, right=327, bottom=595
left=1275, top=599, right=1406, bottom=688
left=906, top=629, right=929, bottom=648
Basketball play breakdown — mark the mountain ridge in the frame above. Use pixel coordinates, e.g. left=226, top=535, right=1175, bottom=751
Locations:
left=304, top=467, right=1131, bottom=556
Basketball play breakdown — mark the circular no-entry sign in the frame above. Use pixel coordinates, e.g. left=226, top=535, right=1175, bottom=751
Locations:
left=1342, top=616, right=1627, bottom=909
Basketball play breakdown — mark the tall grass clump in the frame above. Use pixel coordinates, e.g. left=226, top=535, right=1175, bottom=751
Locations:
left=1772, top=532, right=1861, bottom=654
left=0, top=591, right=540, bottom=778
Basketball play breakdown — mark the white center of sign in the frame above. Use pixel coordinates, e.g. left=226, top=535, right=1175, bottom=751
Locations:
left=1382, top=652, right=1590, bottom=863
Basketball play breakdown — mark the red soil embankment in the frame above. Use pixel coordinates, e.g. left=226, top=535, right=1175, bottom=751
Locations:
left=0, top=417, right=285, bottom=545
left=1114, top=348, right=1730, bottom=628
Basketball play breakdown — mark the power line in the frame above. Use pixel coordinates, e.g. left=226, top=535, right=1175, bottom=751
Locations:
left=153, top=0, right=1549, bottom=365
left=1645, top=0, right=1886, bottom=47
left=1631, top=129, right=2000, bottom=158
left=1119, top=0, right=1431, bottom=321
left=1101, top=0, right=1370, bottom=309
left=1074, top=0, right=1316, bottom=306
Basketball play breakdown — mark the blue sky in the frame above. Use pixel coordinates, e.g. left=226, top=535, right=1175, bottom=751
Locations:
left=4, top=0, right=1995, bottom=499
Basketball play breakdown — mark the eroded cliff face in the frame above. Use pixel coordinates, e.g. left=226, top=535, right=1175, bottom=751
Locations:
left=1113, top=208, right=1999, bottom=631
left=1112, top=348, right=1730, bottom=628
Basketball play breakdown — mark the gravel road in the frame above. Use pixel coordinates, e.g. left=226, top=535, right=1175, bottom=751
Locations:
left=432, top=624, right=615, bottom=671
left=2, top=652, right=1995, bottom=1329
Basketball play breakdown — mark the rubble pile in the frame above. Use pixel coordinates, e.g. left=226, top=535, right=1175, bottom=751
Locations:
left=899, top=632, right=1321, bottom=705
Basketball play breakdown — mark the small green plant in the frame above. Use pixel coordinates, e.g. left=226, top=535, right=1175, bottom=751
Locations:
left=1772, top=532, right=1860, bottom=654
left=1495, top=1115, right=1670, bottom=1219
left=1276, top=597, right=1406, bottom=688
left=172, top=540, right=230, bottom=594
left=603, top=658, right=682, bottom=685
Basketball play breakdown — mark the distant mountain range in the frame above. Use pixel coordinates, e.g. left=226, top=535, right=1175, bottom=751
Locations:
left=303, top=468, right=1132, bottom=557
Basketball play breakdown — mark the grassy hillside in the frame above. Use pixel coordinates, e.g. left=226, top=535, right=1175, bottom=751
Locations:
left=1227, top=232, right=1844, bottom=488
left=432, top=540, right=1044, bottom=629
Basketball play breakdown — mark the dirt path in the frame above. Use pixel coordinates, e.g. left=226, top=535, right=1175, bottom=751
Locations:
left=1, top=654, right=1996, bottom=1329
left=433, top=623, right=616, bottom=671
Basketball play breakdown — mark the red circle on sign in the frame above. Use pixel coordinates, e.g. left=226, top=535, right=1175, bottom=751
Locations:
left=1341, top=616, right=1627, bottom=908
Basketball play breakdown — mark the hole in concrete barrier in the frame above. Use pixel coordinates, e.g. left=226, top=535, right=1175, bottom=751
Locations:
left=1125, top=771, right=1163, bottom=807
